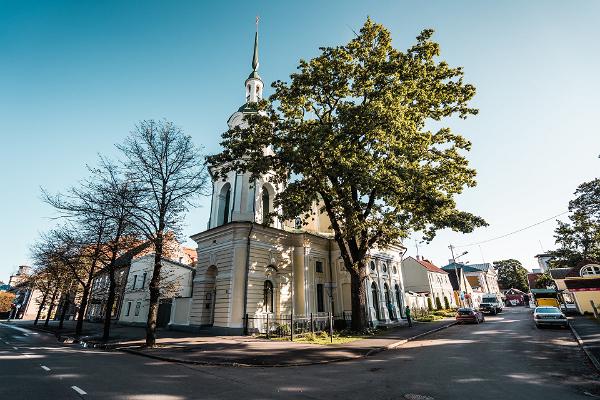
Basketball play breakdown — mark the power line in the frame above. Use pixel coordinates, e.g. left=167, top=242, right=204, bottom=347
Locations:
left=453, top=210, right=569, bottom=248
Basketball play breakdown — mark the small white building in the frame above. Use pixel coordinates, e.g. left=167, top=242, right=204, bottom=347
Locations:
left=402, top=256, right=456, bottom=309
left=119, top=254, right=194, bottom=326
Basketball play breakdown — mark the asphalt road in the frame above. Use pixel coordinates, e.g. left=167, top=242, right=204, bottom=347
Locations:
left=1, top=307, right=599, bottom=400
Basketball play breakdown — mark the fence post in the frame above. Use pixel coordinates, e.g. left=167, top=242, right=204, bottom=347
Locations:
left=310, top=313, right=314, bottom=335
left=244, top=313, right=248, bottom=336
left=329, top=312, right=333, bottom=343
left=290, top=314, right=294, bottom=342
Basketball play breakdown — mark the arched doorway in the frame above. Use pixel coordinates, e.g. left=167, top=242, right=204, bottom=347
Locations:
left=263, top=280, right=274, bottom=313
left=371, top=282, right=381, bottom=321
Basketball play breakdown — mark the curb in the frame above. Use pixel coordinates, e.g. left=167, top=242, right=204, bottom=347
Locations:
left=119, top=321, right=458, bottom=368
left=569, top=322, right=600, bottom=374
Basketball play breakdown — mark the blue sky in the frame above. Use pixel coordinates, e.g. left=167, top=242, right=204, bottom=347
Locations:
left=1, top=1, right=599, bottom=281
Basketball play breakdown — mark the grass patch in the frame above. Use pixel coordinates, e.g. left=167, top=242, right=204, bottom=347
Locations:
left=259, top=330, right=371, bottom=345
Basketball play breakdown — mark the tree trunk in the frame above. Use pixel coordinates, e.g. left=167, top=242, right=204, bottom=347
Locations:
left=75, top=283, right=91, bottom=338
left=58, top=292, right=70, bottom=330
left=350, top=263, right=368, bottom=331
left=145, top=237, right=163, bottom=347
left=34, top=288, right=49, bottom=326
left=44, top=287, right=59, bottom=328
left=102, top=271, right=117, bottom=342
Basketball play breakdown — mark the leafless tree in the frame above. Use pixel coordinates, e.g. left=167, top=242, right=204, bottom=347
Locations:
left=118, top=119, right=209, bottom=347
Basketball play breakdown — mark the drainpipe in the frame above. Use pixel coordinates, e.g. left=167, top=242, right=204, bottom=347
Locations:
left=328, top=238, right=334, bottom=317
left=241, top=182, right=257, bottom=332
left=399, top=247, right=407, bottom=318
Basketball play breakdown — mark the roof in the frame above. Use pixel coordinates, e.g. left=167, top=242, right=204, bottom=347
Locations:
left=408, top=257, right=447, bottom=274
left=467, top=263, right=492, bottom=272
left=549, top=268, right=572, bottom=280
left=530, top=288, right=557, bottom=294
left=505, top=288, right=526, bottom=294
left=442, top=263, right=481, bottom=273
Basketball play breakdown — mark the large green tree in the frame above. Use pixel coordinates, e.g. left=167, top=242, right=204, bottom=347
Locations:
left=210, top=19, right=486, bottom=330
left=493, top=259, right=529, bottom=292
left=549, top=178, right=600, bottom=268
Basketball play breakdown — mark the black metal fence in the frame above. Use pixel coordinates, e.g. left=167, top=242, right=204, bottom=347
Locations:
left=244, top=312, right=334, bottom=341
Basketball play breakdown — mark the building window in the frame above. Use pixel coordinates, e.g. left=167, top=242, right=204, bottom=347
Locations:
left=395, top=284, right=402, bottom=310
left=134, top=301, right=141, bottom=316
left=316, top=261, right=323, bottom=273
left=141, top=272, right=147, bottom=289
left=371, top=282, right=381, bottom=320
left=262, top=187, right=270, bottom=224
left=217, top=183, right=231, bottom=226
left=316, top=284, right=324, bottom=312
left=132, top=275, right=137, bottom=289
left=125, top=301, right=132, bottom=316
left=264, top=280, right=274, bottom=313
left=382, top=263, right=388, bottom=273
left=392, top=265, right=397, bottom=274
left=370, top=261, right=376, bottom=271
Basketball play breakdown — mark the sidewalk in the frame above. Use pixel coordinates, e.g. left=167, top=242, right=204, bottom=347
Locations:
left=4, top=318, right=456, bottom=367
left=118, top=319, right=456, bottom=367
left=569, top=315, right=600, bottom=372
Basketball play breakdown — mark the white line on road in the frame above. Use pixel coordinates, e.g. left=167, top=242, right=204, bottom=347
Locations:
left=40, top=365, right=51, bottom=371
left=71, top=386, right=87, bottom=395
left=12, top=346, right=18, bottom=350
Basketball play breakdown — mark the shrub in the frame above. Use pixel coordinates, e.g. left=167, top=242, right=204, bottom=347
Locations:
left=444, top=296, right=450, bottom=309
left=427, top=297, right=433, bottom=311
left=435, top=297, right=442, bottom=310
left=318, top=331, right=329, bottom=339
left=304, top=332, right=316, bottom=341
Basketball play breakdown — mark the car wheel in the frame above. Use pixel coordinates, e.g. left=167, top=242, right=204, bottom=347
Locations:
left=481, top=316, right=485, bottom=322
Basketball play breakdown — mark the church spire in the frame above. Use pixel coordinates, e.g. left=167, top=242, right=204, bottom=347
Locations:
left=245, top=16, right=263, bottom=103
left=252, top=16, right=259, bottom=72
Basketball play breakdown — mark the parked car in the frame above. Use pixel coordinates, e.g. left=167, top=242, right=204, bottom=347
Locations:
left=533, top=306, right=569, bottom=328
left=479, top=294, right=503, bottom=315
left=456, top=307, right=485, bottom=324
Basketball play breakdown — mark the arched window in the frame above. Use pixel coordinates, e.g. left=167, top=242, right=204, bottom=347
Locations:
left=382, top=263, right=388, bottom=273
left=395, top=284, right=403, bottom=310
left=371, top=282, right=381, bottom=320
left=262, top=187, right=270, bottom=224
left=370, top=261, right=376, bottom=271
left=217, top=183, right=231, bottom=226
left=264, top=280, right=274, bottom=313
left=581, top=264, right=600, bottom=277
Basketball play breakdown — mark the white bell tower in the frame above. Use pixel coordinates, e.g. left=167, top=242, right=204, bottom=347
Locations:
left=208, top=18, right=281, bottom=230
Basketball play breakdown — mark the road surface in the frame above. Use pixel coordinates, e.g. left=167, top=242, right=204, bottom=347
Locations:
left=1, top=307, right=598, bottom=399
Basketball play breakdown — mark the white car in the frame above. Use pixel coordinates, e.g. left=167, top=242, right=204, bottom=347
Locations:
left=533, top=306, right=569, bottom=328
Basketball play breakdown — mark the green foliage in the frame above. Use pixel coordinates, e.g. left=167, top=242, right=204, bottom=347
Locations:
left=493, top=259, right=529, bottom=292
left=427, top=297, right=433, bottom=311
left=443, top=296, right=450, bottom=309
left=318, top=330, right=329, bottom=339
left=535, top=273, right=556, bottom=289
left=548, top=178, right=600, bottom=268
left=210, top=18, right=485, bottom=329
left=435, top=297, right=443, bottom=310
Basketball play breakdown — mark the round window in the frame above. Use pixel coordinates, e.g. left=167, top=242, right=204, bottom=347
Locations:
left=370, top=261, right=376, bottom=271
left=382, top=263, right=388, bottom=273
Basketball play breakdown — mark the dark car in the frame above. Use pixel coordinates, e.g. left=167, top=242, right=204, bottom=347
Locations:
left=456, top=307, right=485, bottom=324
left=533, top=306, right=569, bottom=328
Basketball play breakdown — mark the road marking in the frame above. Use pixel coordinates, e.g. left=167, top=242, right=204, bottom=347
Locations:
left=71, top=386, right=87, bottom=395
left=12, top=346, right=18, bottom=350
left=40, top=365, right=51, bottom=371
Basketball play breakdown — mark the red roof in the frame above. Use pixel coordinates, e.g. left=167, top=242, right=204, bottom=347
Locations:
left=413, top=257, right=448, bottom=274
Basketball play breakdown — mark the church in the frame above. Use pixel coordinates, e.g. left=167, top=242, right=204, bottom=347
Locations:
left=184, top=29, right=407, bottom=334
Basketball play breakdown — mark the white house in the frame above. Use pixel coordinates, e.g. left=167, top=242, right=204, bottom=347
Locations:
left=119, top=254, right=195, bottom=326
left=402, top=256, right=456, bottom=309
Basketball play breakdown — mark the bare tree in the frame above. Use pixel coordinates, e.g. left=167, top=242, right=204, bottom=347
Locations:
left=118, top=119, right=209, bottom=347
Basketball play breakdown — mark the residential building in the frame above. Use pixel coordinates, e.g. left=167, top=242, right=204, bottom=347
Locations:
left=118, top=254, right=195, bottom=326
left=443, top=262, right=501, bottom=296
left=8, top=265, right=44, bottom=320
left=402, top=256, right=455, bottom=309
left=549, top=261, right=600, bottom=315
left=447, top=267, right=476, bottom=308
